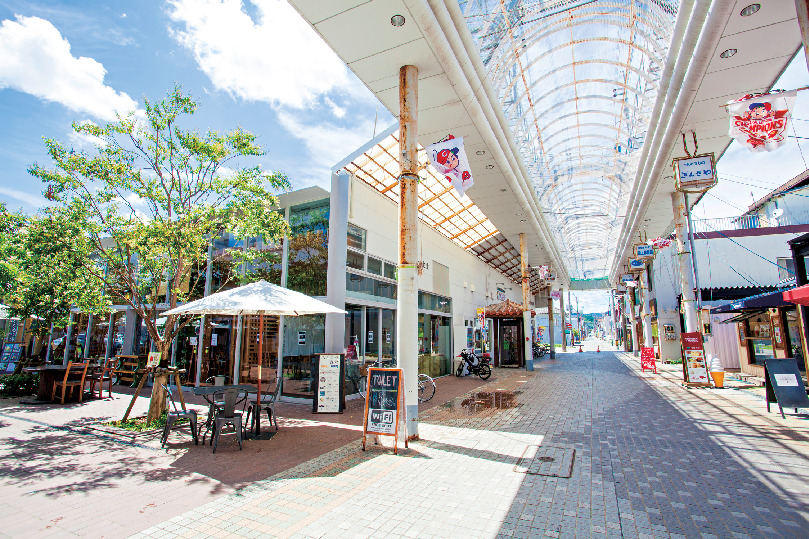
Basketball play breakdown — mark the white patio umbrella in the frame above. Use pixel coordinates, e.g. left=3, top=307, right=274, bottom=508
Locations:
left=161, top=280, right=345, bottom=435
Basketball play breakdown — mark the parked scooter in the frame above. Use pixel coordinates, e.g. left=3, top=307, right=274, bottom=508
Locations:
left=456, top=349, right=492, bottom=379
left=533, top=342, right=550, bottom=358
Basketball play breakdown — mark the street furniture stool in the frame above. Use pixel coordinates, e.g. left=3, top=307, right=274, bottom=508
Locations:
left=211, top=388, right=242, bottom=453
left=51, top=361, right=90, bottom=404
left=160, top=384, right=198, bottom=447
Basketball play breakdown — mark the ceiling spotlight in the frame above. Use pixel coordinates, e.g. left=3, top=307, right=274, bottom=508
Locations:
left=486, top=164, right=495, bottom=169
left=720, top=48, right=737, bottom=59
left=390, top=14, right=406, bottom=26
left=740, top=4, right=760, bottom=16
left=476, top=150, right=486, bottom=155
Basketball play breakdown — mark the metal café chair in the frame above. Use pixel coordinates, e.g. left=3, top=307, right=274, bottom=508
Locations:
left=210, top=388, right=243, bottom=453
left=160, top=384, right=198, bottom=447
left=245, top=378, right=282, bottom=433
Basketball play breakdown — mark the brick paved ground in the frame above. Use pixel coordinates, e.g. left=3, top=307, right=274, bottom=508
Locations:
left=128, top=343, right=809, bottom=539
left=3, top=343, right=809, bottom=538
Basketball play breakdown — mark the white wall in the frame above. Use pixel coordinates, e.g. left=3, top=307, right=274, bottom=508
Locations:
left=348, top=178, right=527, bottom=356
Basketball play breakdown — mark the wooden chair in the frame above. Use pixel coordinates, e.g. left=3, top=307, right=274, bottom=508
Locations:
left=51, top=361, right=90, bottom=404
left=87, top=357, right=116, bottom=399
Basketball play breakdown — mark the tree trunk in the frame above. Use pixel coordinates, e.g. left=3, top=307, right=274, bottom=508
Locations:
left=147, top=372, right=168, bottom=424
left=145, top=341, right=172, bottom=424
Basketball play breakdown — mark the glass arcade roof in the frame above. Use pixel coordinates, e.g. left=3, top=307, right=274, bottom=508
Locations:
left=458, top=0, right=679, bottom=279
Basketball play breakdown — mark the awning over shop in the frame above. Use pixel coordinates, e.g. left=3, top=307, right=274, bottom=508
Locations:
left=711, top=289, right=793, bottom=314
left=783, top=284, right=809, bottom=306
left=483, top=299, right=526, bottom=318
left=718, top=311, right=764, bottom=324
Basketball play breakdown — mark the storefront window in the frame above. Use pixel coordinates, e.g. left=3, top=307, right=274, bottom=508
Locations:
left=418, top=314, right=452, bottom=377
left=365, top=308, right=379, bottom=360
left=287, top=201, right=329, bottom=297
left=784, top=309, right=805, bottom=372
left=347, top=223, right=366, bottom=251
left=367, top=256, right=382, bottom=276
left=381, top=309, right=395, bottom=360
left=282, top=314, right=324, bottom=398
left=747, top=314, right=774, bottom=364
left=383, top=262, right=396, bottom=280
left=347, top=249, right=364, bottom=270
left=346, top=272, right=396, bottom=302
left=419, top=291, right=451, bottom=313
left=240, top=315, right=279, bottom=390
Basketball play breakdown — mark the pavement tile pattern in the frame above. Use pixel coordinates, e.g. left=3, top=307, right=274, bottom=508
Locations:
left=131, top=349, right=809, bottom=539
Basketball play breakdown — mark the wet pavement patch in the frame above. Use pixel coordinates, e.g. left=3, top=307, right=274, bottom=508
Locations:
left=515, top=444, right=575, bottom=478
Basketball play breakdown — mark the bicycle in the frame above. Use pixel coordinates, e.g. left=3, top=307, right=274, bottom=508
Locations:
left=356, top=358, right=436, bottom=403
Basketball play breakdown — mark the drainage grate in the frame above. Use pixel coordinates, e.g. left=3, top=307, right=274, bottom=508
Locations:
left=514, top=444, right=575, bottom=477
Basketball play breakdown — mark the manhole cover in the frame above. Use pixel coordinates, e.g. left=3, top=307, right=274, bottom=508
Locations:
left=515, top=445, right=575, bottom=477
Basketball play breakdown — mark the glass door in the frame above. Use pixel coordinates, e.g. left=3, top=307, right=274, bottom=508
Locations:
left=500, top=322, right=520, bottom=367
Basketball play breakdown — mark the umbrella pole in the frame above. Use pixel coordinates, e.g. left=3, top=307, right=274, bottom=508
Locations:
left=256, top=313, right=263, bottom=436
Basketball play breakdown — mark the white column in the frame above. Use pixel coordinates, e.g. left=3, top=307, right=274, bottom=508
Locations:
left=195, top=243, right=213, bottom=386
left=325, top=172, right=349, bottom=354
left=559, top=288, right=566, bottom=351
left=63, top=311, right=75, bottom=365
left=671, top=191, right=698, bottom=332
left=277, top=205, right=290, bottom=383
left=396, top=64, right=419, bottom=440
left=547, top=288, right=555, bottom=359
left=641, top=269, right=654, bottom=347
left=519, top=233, right=533, bottom=371
left=104, top=312, right=115, bottom=362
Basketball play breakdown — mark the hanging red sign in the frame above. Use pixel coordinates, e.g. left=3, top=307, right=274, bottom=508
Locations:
left=640, top=346, right=656, bottom=373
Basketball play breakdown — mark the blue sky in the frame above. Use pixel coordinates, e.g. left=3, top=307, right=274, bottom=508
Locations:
left=3, top=1, right=809, bottom=314
left=0, top=0, right=394, bottom=213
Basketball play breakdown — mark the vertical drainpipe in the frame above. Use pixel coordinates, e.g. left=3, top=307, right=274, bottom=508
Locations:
left=519, top=233, right=533, bottom=371
left=397, top=64, right=420, bottom=441
left=671, top=191, right=698, bottom=332
left=195, top=243, right=213, bottom=386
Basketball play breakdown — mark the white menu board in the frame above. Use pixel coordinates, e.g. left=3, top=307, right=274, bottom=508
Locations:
left=316, top=354, right=342, bottom=413
left=684, top=349, right=709, bottom=384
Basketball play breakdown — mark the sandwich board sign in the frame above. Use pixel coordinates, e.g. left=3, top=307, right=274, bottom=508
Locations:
left=362, top=367, right=407, bottom=454
left=312, top=353, right=345, bottom=414
left=762, top=358, right=809, bottom=418
left=680, top=332, right=710, bottom=386
left=640, top=346, right=657, bottom=373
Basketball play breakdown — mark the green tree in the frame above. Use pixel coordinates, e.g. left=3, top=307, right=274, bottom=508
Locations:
left=29, top=85, right=290, bottom=420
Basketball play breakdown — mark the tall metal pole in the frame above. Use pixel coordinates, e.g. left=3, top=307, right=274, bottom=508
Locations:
left=397, top=65, right=419, bottom=441
left=547, top=287, right=555, bottom=359
left=195, top=243, right=213, bottom=386
left=519, top=233, right=533, bottom=370
left=641, top=269, right=654, bottom=347
left=671, top=191, right=698, bottom=332
left=684, top=192, right=702, bottom=314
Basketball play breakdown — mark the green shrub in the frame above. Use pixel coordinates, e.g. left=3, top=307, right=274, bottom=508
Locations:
left=103, top=413, right=171, bottom=432
left=0, top=373, right=39, bottom=398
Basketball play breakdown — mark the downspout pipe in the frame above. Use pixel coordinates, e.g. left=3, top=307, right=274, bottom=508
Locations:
left=612, top=0, right=735, bottom=281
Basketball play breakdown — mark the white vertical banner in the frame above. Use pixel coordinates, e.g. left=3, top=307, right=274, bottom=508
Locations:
left=427, top=135, right=474, bottom=197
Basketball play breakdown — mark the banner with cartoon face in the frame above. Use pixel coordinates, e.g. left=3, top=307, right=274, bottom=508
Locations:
left=427, top=135, right=474, bottom=196
left=727, top=90, right=797, bottom=152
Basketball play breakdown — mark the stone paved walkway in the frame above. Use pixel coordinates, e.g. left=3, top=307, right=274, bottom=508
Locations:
left=130, top=344, right=809, bottom=539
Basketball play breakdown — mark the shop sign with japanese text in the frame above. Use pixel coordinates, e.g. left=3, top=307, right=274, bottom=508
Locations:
left=674, top=153, right=716, bottom=192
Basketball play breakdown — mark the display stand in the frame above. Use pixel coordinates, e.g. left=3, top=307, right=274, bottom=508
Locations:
left=312, top=354, right=345, bottom=414
left=680, top=332, right=710, bottom=387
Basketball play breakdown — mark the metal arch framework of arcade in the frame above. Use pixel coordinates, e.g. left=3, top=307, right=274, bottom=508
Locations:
left=289, top=0, right=808, bottom=435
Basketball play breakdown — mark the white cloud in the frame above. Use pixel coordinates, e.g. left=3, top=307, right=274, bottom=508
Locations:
left=277, top=111, right=374, bottom=174
left=0, top=15, right=137, bottom=122
left=166, top=0, right=353, bottom=108
left=0, top=186, right=48, bottom=210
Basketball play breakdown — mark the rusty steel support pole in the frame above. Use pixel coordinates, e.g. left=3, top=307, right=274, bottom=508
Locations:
left=671, top=191, right=698, bottom=333
left=519, top=234, right=533, bottom=371
left=397, top=65, right=419, bottom=441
